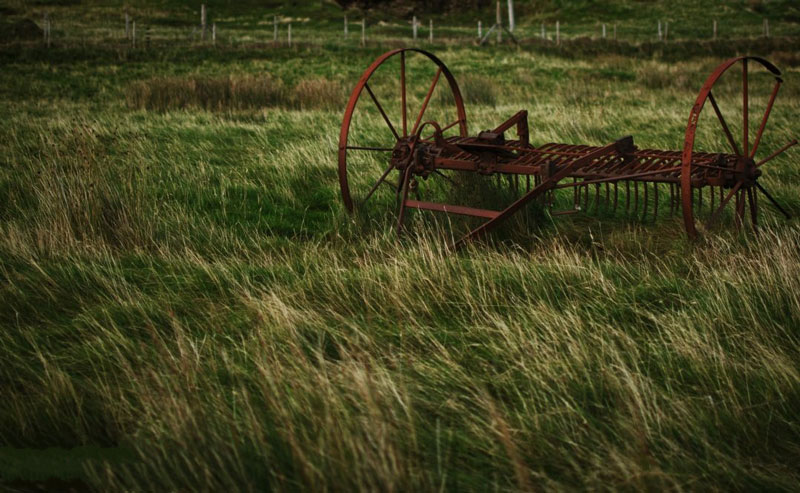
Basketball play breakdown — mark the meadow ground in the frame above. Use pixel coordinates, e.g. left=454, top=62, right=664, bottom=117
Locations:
left=1, top=1, right=800, bottom=490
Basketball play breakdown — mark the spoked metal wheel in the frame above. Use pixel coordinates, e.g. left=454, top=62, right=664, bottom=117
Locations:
left=338, top=48, right=468, bottom=215
left=681, top=56, right=795, bottom=239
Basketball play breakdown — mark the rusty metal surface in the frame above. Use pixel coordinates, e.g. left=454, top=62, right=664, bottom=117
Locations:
left=339, top=49, right=795, bottom=247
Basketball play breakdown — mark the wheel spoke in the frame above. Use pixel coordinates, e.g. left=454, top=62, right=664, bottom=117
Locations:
left=747, top=187, right=758, bottom=231
left=424, top=118, right=462, bottom=140
left=708, top=91, right=741, bottom=156
left=742, top=59, right=749, bottom=157
left=362, top=162, right=396, bottom=206
left=756, top=139, right=797, bottom=167
left=396, top=167, right=413, bottom=234
left=411, top=68, right=442, bottom=136
left=364, top=82, right=400, bottom=141
left=735, top=189, right=746, bottom=230
left=347, top=146, right=394, bottom=152
left=400, top=51, right=407, bottom=137
left=755, top=182, right=791, bottom=219
left=706, top=180, right=743, bottom=229
left=750, top=79, right=782, bottom=159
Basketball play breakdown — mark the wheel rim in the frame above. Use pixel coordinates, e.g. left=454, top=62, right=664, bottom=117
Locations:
left=681, top=56, right=793, bottom=238
left=338, top=48, right=468, bottom=214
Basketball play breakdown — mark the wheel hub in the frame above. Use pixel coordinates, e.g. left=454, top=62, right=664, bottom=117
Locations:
left=734, top=156, right=761, bottom=187
left=391, top=136, right=435, bottom=178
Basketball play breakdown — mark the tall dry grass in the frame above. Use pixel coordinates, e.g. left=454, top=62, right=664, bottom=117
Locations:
left=126, top=75, right=343, bottom=112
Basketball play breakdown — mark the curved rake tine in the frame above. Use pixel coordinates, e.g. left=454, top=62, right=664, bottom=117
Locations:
left=756, top=139, right=798, bottom=167
left=710, top=185, right=715, bottom=212
left=750, top=79, right=781, bottom=159
left=584, top=183, right=589, bottom=211
left=613, top=182, right=619, bottom=212
left=365, top=83, right=400, bottom=141
left=572, top=178, right=578, bottom=208
left=706, top=180, right=743, bottom=229
left=634, top=182, right=639, bottom=214
left=400, top=51, right=407, bottom=137
left=642, top=181, right=649, bottom=221
left=755, top=182, right=791, bottom=219
left=605, top=183, right=610, bottom=208
left=698, top=185, right=703, bottom=211
left=594, top=184, right=600, bottom=212
left=669, top=183, right=675, bottom=215
left=653, top=183, right=659, bottom=221
left=411, top=68, right=442, bottom=137
left=625, top=181, right=631, bottom=212
left=708, top=91, right=742, bottom=156
left=742, top=59, right=749, bottom=157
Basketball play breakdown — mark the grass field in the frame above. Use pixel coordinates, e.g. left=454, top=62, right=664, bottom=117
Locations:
left=1, top=1, right=800, bottom=490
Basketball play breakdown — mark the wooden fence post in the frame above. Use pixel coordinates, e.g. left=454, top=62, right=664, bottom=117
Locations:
left=288, top=23, right=292, bottom=47
left=132, top=20, right=136, bottom=48
left=201, top=4, right=206, bottom=41
left=496, top=0, right=502, bottom=43
left=602, top=23, right=606, bottom=38
left=429, top=19, right=433, bottom=43
left=413, top=15, right=417, bottom=40
left=763, top=18, right=769, bottom=38
left=212, top=22, right=216, bottom=44
left=125, top=11, right=130, bottom=39
left=42, top=13, right=52, bottom=47
left=344, top=14, right=348, bottom=38
left=273, top=15, right=277, bottom=42
left=478, top=20, right=482, bottom=38
left=713, top=19, right=717, bottom=39
left=556, top=20, right=560, bottom=45
left=361, top=18, right=365, bottom=47
left=658, top=20, right=662, bottom=41
left=507, top=0, right=515, bottom=32
left=540, top=22, right=545, bottom=40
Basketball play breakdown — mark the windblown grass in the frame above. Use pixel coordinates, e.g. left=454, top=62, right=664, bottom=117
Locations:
left=1, top=25, right=799, bottom=492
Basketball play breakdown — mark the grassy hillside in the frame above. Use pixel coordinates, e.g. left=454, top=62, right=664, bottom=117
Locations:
left=1, top=1, right=800, bottom=491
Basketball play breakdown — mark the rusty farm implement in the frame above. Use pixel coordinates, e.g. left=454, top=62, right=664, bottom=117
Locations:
left=338, top=49, right=795, bottom=248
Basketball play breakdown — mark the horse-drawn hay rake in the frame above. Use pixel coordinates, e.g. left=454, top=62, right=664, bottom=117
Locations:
left=338, top=49, right=796, bottom=248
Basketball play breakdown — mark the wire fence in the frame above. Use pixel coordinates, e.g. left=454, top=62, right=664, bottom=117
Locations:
left=25, top=9, right=800, bottom=51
